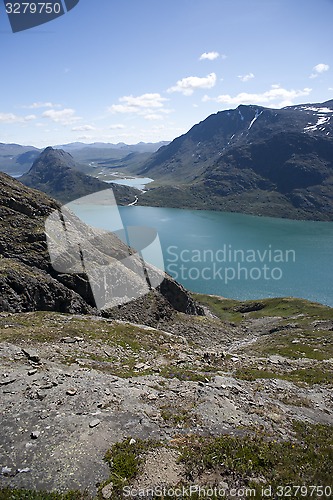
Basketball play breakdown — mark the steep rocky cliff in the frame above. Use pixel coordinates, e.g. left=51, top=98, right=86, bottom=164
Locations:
left=0, top=172, right=202, bottom=322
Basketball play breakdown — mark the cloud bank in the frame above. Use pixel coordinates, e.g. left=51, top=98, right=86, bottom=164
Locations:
left=203, top=85, right=312, bottom=108
left=168, top=73, right=217, bottom=96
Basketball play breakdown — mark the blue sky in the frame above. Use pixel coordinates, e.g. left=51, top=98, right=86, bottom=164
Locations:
left=1, top=0, right=333, bottom=147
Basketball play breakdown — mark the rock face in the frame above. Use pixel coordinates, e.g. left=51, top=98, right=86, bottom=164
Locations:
left=138, top=100, right=333, bottom=220
left=20, top=146, right=138, bottom=205
left=0, top=298, right=332, bottom=495
left=0, top=172, right=202, bottom=320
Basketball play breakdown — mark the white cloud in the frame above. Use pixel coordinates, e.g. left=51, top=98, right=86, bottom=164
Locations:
left=167, top=73, right=217, bottom=96
left=144, top=114, right=165, bottom=121
left=108, top=93, right=171, bottom=120
left=238, top=72, right=255, bottom=82
left=199, top=51, right=220, bottom=61
left=42, top=108, right=81, bottom=125
left=24, top=102, right=60, bottom=109
left=71, top=124, right=95, bottom=132
left=314, top=63, right=329, bottom=73
left=109, top=124, right=126, bottom=129
left=109, top=93, right=168, bottom=112
left=310, top=63, right=329, bottom=79
left=0, top=112, right=37, bottom=123
left=76, top=135, right=93, bottom=141
left=203, top=85, right=312, bottom=108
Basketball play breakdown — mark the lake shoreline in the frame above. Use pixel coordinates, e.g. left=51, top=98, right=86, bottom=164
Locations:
left=69, top=204, right=333, bottom=308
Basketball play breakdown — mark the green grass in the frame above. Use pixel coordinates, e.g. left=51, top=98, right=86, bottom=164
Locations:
left=159, top=366, right=211, bottom=383
left=3, top=422, right=332, bottom=500
left=0, top=312, right=180, bottom=376
left=102, top=438, right=161, bottom=494
left=194, top=295, right=333, bottom=322
left=102, top=422, right=333, bottom=498
left=81, top=352, right=153, bottom=378
left=160, top=403, right=196, bottom=427
left=247, top=297, right=333, bottom=320
left=177, top=421, right=333, bottom=498
left=192, top=294, right=245, bottom=323
left=244, top=329, right=333, bottom=360
left=235, top=366, right=333, bottom=385
left=193, top=295, right=333, bottom=361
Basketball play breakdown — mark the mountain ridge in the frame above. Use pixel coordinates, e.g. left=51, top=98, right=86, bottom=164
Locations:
left=0, top=140, right=166, bottom=177
left=20, top=146, right=139, bottom=205
left=137, top=100, right=333, bottom=220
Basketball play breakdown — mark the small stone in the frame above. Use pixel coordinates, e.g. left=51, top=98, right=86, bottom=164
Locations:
left=268, top=412, right=283, bottom=423
left=0, top=377, right=16, bottom=386
left=17, top=468, right=30, bottom=473
left=147, top=393, right=157, bottom=401
left=28, top=369, right=38, bottom=376
left=268, top=355, right=286, bottom=365
left=134, top=362, right=146, bottom=370
left=22, top=348, right=40, bottom=364
left=61, top=337, right=77, bottom=344
left=40, top=381, right=57, bottom=390
left=66, top=388, right=77, bottom=396
left=89, top=419, right=101, bottom=428
left=1, top=466, right=12, bottom=475
left=101, top=482, right=113, bottom=499
left=31, top=430, right=41, bottom=440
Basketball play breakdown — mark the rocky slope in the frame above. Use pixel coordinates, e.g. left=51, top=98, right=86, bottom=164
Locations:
left=0, top=172, right=332, bottom=499
left=137, top=100, right=333, bottom=220
left=0, top=172, right=201, bottom=322
left=0, top=296, right=332, bottom=497
left=20, top=147, right=139, bottom=205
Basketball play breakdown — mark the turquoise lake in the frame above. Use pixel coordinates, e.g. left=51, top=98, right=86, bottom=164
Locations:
left=69, top=204, right=333, bottom=307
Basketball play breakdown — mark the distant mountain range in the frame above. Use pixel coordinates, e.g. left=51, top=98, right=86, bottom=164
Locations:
left=56, top=140, right=170, bottom=152
left=2, top=101, right=333, bottom=220
left=20, top=147, right=139, bottom=204
left=137, top=100, right=333, bottom=220
left=0, top=141, right=167, bottom=177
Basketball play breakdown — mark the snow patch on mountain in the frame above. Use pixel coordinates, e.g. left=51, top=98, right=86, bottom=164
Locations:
left=248, top=110, right=263, bottom=130
left=303, top=107, right=333, bottom=114
left=304, top=115, right=330, bottom=132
